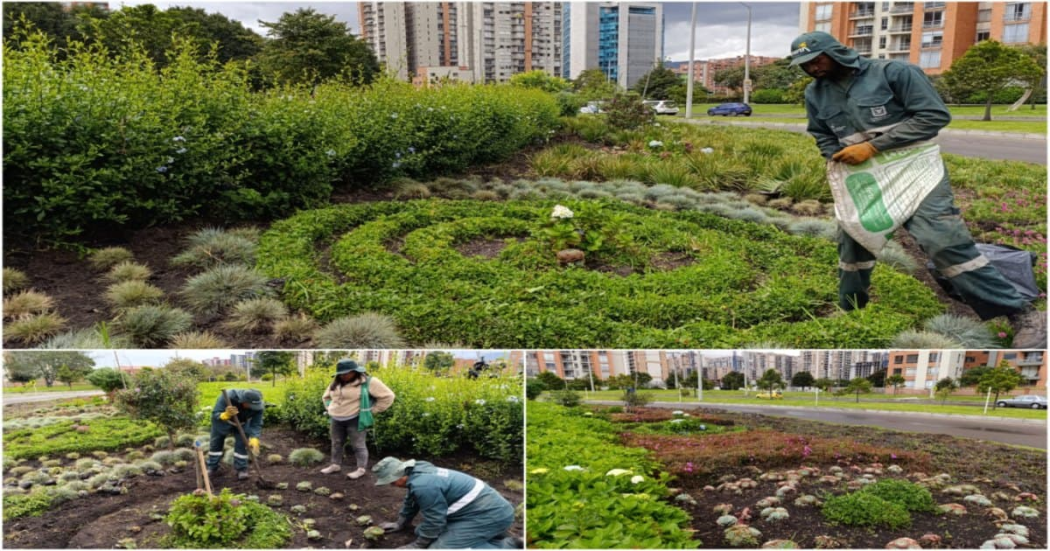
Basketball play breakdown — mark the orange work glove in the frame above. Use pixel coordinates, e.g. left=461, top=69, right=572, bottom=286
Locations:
left=832, top=142, right=878, bottom=165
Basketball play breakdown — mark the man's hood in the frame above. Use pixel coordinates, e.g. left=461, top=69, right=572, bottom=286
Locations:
left=789, top=31, right=862, bottom=69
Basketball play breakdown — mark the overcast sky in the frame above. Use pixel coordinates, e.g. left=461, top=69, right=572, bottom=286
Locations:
left=121, top=1, right=800, bottom=61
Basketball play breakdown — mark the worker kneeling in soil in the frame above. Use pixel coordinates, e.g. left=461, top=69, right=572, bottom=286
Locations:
left=374, top=456, right=521, bottom=549
left=207, top=388, right=264, bottom=480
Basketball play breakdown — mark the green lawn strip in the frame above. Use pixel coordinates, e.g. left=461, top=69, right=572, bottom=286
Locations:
left=686, top=103, right=1046, bottom=118
left=580, top=391, right=1046, bottom=419
left=709, top=116, right=1045, bottom=133
left=3, top=416, right=164, bottom=460
left=526, top=402, right=699, bottom=549
left=196, top=380, right=290, bottom=406
left=3, top=383, right=100, bottom=394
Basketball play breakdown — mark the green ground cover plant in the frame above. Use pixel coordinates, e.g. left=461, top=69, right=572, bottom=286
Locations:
left=280, top=363, right=522, bottom=463
left=3, top=29, right=558, bottom=242
left=821, top=491, right=912, bottom=529
left=258, top=199, right=942, bottom=348
left=3, top=416, right=164, bottom=459
left=526, top=402, right=699, bottom=548
left=166, top=488, right=291, bottom=547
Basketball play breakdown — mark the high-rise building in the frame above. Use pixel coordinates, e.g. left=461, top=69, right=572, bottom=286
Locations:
left=798, top=2, right=1047, bottom=74
left=360, top=2, right=562, bottom=84
left=964, top=350, right=1047, bottom=388
left=887, top=350, right=967, bottom=391
left=564, top=2, right=664, bottom=88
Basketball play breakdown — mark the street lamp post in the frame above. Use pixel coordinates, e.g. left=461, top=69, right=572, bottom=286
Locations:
left=741, top=2, right=752, bottom=104
left=685, top=2, right=698, bottom=118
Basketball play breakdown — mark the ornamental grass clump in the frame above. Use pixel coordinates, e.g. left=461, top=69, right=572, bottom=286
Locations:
left=889, top=329, right=962, bottom=349
left=923, top=315, right=998, bottom=348
left=170, top=331, right=229, bottom=349
left=3, top=268, right=30, bottom=295
left=103, top=262, right=153, bottom=284
left=104, top=280, right=164, bottom=311
left=288, top=448, right=325, bottom=467
left=171, top=228, right=258, bottom=270
left=3, top=290, right=54, bottom=319
left=313, top=313, right=406, bottom=348
left=4, top=312, right=67, bottom=345
left=89, top=248, right=135, bottom=272
left=876, top=242, right=919, bottom=275
left=181, top=265, right=272, bottom=315
left=224, top=298, right=288, bottom=333
left=115, top=305, right=193, bottom=348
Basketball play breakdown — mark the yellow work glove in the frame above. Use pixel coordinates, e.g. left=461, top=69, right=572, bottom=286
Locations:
left=832, top=142, right=878, bottom=165
left=248, top=437, right=260, bottom=454
left=219, top=405, right=238, bottom=421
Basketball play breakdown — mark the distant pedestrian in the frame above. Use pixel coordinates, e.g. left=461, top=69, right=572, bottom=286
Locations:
left=319, top=359, right=395, bottom=479
left=790, top=30, right=1044, bottom=347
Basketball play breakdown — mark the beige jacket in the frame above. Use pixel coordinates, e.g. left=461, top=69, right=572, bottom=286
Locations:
left=322, top=376, right=395, bottom=419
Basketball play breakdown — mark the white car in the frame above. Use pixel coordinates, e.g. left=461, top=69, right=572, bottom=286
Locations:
left=643, top=100, right=679, bottom=115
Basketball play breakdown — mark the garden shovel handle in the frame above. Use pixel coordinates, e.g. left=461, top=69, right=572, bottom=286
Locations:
left=221, top=390, right=267, bottom=480
left=196, top=445, right=213, bottom=496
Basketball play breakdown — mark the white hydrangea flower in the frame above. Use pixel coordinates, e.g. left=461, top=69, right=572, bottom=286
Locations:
left=630, top=475, right=645, bottom=484
left=648, top=140, right=663, bottom=148
left=551, top=204, right=574, bottom=219
left=563, top=465, right=584, bottom=471
left=605, top=469, right=631, bottom=477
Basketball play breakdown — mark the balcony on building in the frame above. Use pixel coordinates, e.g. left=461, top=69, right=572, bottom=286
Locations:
left=924, top=2, right=946, bottom=10
left=850, top=25, right=875, bottom=38
left=851, top=8, right=876, bottom=19
left=889, top=40, right=912, bottom=52
left=888, top=23, right=913, bottom=33
left=1018, top=353, right=1044, bottom=366
left=891, top=3, right=915, bottom=14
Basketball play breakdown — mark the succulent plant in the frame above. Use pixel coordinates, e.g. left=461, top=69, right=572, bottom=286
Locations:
left=885, top=537, right=921, bottom=549
left=306, top=530, right=322, bottom=540
left=760, top=507, right=789, bottom=522
left=938, top=503, right=967, bottom=516
left=276, top=482, right=288, bottom=490
left=267, top=495, right=283, bottom=506
left=356, top=515, right=373, bottom=526
left=1010, top=506, right=1039, bottom=519
left=363, top=526, right=385, bottom=541
left=716, top=515, right=738, bottom=527
left=290, top=504, right=307, bottom=514
left=964, top=494, right=993, bottom=508
left=313, top=486, right=331, bottom=496
left=761, top=540, right=800, bottom=549
left=724, top=525, right=762, bottom=547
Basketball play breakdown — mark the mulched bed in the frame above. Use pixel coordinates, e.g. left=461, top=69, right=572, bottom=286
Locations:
left=612, top=407, right=1046, bottom=549
left=2, top=426, right=523, bottom=549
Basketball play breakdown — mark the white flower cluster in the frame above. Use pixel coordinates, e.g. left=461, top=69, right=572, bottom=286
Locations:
left=550, top=204, right=574, bottom=220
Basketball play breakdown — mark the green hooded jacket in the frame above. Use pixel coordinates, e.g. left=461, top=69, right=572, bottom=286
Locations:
left=791, top=31, right=951, bottom=159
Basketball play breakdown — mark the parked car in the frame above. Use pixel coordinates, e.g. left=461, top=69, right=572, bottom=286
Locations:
left=579, top=101, right=605, bottom=115
left=643, top=100, right=679, bottom=115
left=996, top=395, right=1047, bottom=409
left=756, top=389, right=783, bottom=400
left=707, top=102, right=752, bottom=117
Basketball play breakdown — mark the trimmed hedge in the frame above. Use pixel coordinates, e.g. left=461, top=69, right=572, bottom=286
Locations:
left=3, top=32, right=559, bottom=241
left=257, top=198, right=943, bottom=348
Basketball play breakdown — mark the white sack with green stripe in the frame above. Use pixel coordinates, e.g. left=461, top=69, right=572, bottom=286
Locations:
left=826, top=141, right=943, bottom=253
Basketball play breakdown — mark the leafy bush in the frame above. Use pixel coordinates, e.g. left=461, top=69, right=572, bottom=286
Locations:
left=86, top=368, right=131, bottom=393
left=603, top=92, right=654, bottom=131
left=115, top=305, right=193, bottom=347
left=821, top=492, right=912, bottom=529
left=115, top=369, right=199, bottom=449
left=2, top=491, right=54, bottom=520
left=167, top=488, right=290, bottom=548
left=750, top=89, right=786, bottom=104
left=859, top=479, right=936, bottom=513
left=525, top=380, right=545, bottom=400
left=3, top=31, right=558, bottom=242
left=549, top=389, right=581, bottom=407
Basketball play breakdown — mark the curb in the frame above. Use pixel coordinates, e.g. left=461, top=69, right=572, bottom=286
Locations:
left=680, top=118, right=1046, bottom=140
left=584, top=399, right=1048, bottom=425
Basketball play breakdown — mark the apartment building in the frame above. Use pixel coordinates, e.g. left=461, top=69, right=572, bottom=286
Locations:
left=360, top=2, right=562, bottom=84
left=526, top=350, right=631, bottom=381
left=886, top=350, right=967, bottom=391
left=673, top=56, right=780, bottom=95
left=564, top=2, right=664, bottom=88
left=798, top=2, right=1047, bottom=74
left=964, top=350, right=1047, bottom=389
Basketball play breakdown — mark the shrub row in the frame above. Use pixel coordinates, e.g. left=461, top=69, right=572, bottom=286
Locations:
left=2, top=32, right=559, bottom=241
left=526, top=402, right=699, bottom=549
left=280, top=364, right=522, bottom=463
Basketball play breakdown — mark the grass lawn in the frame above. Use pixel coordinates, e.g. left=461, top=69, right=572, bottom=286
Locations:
left=196, top=380, right=290, bottom=406
left=704, top=115, right=1046, bottom=133
left=689, top=103, right=1047, bottom=119
left=576, top=389, right=1047, bottom=419
left=2, top=383, right=99, bottom=394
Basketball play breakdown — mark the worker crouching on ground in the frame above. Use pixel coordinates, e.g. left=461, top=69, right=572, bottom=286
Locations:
left=791, top=30, right=1045, bottom=348
left=319, top=359, right=396, bottom=479
left=207, top=388, right=264, bottom=480
left=373, top=456, right=522, bottom=549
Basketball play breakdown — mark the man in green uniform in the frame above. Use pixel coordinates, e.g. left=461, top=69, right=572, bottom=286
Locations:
left=790, top=30, right=1044, bottom=347
left=207, top=388, right=264, bottom=480
left=373, top=457, right=521, bottom=549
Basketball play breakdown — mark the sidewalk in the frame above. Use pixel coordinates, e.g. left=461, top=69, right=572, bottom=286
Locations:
left=585, top=399, right=1048, bottom=425
left=681, top=118, right=1047, bottom=141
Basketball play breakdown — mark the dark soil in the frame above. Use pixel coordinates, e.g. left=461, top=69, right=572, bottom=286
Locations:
left=2, top=426, right=523, bottom=549
left=455, top=238, right=514, bottom=260
left=617, top=407, right=1046, bottom=549
left=894, top=230, right=981, bottom=320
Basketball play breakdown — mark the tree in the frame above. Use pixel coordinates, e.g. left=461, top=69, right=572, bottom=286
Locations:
left=783, top=76, right=813, bottom=104
left=423, top=352, right=455, bottom=373
left=573, top=68, right=619, bottom=100
left=631, top=62, right=682, bottom=100
left=978, top=361, right=1025, bottom=409
left=86, top=367, right=131, bottom=396
left=165, top=358, right=210, bottom=382
left=2, top=2, right=103, bottom=52
left=536, top=370, right=565, bottom=391
left=752, top=58, right=806, bottom=90
left=757, top=369, right=784, bottom=394
left=959, top=366, right=991, bottom=387
left=255, top=351, right=296, bottom=386
left=1015, top=43, right=1047, bottom=110
left=867, top=369, right=887, bottom=388
left=886, top=374, right=907, bottom=396
left=814, top=377, right=835, bottom=392
left=845, top=378, right=873, bottom=403
left=258, top=8, right=379, bottom=86
left=165, top=6, right=264, bottom=64
left=791, top=371, right=815, bottom=391
left=934, top=377, right=958, bottom=406
left=943, top=40, right=1043, bottom=121
left=721, top=371, right=746, bottom=390
left=115, top=369, right=198, bottom=449
left=713, top=66, right=745, bottom=94
left=509, top=70, right=570, bottom=93
left=4, top=351, right=94, bottom=388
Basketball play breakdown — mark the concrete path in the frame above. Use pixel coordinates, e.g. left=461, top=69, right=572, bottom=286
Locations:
left=587, top=400, right=1047, bottom=449
left=2, top=390, right=104, bottom=405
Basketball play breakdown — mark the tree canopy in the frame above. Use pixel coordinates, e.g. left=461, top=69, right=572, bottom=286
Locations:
left=631, top=62, right=681, bottom=100
left=257, top=8, right=378, bottom=86
left=4, top=351, right=94, bottom=387
left=943, top=40, right=1044, bottom=120
left=845, top=378, right=873, bottom=402
left=791, top=371, right=815, bottom=391
left=978, top=361, right=1025, bottom=409
left=757, top=368, right=784, bottom=394
left=721, top=371, right=745, bottom=390
left=573, top=68, right=619, bottom=100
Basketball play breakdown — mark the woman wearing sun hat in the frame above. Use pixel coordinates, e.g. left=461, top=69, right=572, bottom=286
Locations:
left=319, top=359, right=395, bottom=479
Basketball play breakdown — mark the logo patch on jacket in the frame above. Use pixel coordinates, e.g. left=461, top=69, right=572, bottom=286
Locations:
left=870, top=105, right=888, bottom=120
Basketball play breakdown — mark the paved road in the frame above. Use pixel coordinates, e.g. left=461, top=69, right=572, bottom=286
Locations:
left=683, top=119, right=1047, bottom=165
left=588, top=400, right=1047, bottom=450
left=2, top=390, right=104, bottom=405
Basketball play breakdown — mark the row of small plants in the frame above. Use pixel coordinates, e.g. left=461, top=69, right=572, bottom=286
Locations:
left=258, top=198, right=943, bottom=348
left=3, top=30, right=559, bottom=242
left=526, top=402, right=699, bottom=548
left=281, top=363, right=523, bottom=463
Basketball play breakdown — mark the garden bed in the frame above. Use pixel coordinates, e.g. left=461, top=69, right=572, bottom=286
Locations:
left=2, top=425, right=523, bottom=549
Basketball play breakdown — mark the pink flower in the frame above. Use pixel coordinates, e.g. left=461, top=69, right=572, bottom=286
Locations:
left=891, top=453, right=897, bottom=460
left=685, top=462, right=695, bottom=473
left=998, top=332, right=1008, bottom=338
